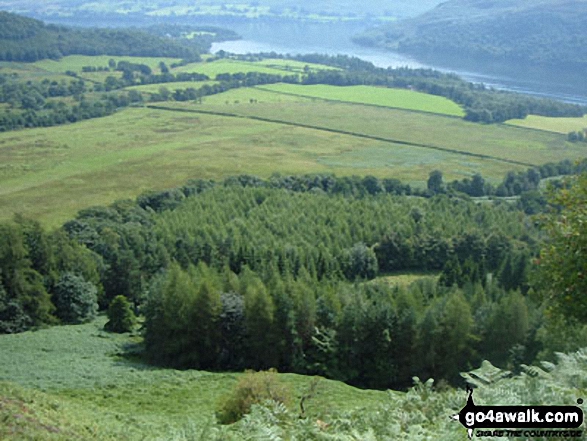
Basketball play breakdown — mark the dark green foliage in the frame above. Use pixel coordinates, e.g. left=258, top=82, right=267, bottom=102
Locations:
left=342, top=243, right=378, bottom=280
left=0, top=12, right=202, bottom=62
left=52, top=272, right=98, bottom=324
left=50, top=173, right=549, bottom=387
left=536, top=173, right=587, bottom=322
left=357, top=0, right=587, bottom=71
left=104, top=295, right=136, bottom=333
left=427, top=170, right=444, bottom=194
left=0, top=217, right=104, bottom=332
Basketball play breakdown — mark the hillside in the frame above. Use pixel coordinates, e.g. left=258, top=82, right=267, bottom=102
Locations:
left=4, top=0, right=443, bottom=23
left=355, top=0, right=587, bottom=69
left=0, top=11, right=234, bottom=62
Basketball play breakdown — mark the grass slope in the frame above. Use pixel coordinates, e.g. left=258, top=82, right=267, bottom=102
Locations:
left=0, top=317, right=389, bottom=440
left=258, top=83, right=465, bottom=116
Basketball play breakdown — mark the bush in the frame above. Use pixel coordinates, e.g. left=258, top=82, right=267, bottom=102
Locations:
left=215, top=369, right=291, bottom=424
left=104, top=295, right=136, bottom=333
left=52, top=272, right=98, bottom=324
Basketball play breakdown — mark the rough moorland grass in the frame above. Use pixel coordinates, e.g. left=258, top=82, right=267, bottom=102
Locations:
left=176, top=99, right=585, bottom=166
left=0, top=103, right=529, bottom=227
left=506, top=114, right=587, bottom=134
left=258, top=83, right=465, bottom=116
left=0, top=317, right=389, bottom=440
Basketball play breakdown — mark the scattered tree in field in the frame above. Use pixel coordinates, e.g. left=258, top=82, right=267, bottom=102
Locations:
left=427, top=170, right=444, bottom=194
left=104, top=295, right=136, bottom=333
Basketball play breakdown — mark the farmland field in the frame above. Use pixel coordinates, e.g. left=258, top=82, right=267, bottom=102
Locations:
left=506, top=114, right=587, bottom=133
left=173, top=59, right=297, bottom=77
left=171, top=98, right=584, bottom=165
left=125, top=81, right=219, bottom=94
left=258, top=83, right=465, bottom=116
left=1, top=105, right=520, bottom=226
left=34, top=55, right=183, bottom=74
left=3, top=92, right=586, bottom=226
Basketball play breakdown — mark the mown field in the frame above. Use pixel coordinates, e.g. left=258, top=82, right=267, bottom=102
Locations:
left=258, top=83, right=465, bottom=116
left=0, top=316, right=390, bottom=440
left=506, top=114, right=587, bottom=133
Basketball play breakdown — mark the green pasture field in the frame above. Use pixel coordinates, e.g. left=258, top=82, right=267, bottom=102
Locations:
left=169, top=99, right=586, bottom=166
left=199, top=87, right=311, bottom=104
left=253, top=58, right=339, bottom=73
left=172, top=59, right=301, bottom=77
left=0, top=104, right=528, bottom=227
left=125, top=80, right=219, bottom=94
left=0, top=62, right=74, bottom=83
left=259, top=83, right=465, bottom=116
left=506, top=114, right=587, bottom=133
left=34, top=55, right=182, bottom=74
left=0, top=316, right=389, bottom=440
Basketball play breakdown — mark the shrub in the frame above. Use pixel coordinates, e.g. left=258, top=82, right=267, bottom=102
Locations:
left=104, top=295, right=136, bottom=333
left=215, top=369, right=291, bottom=424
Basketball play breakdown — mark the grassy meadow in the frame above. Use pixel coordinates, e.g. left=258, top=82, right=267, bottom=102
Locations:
left=172, top=97, right=584, bottom=166
left=0, top=317, right=390, bottom=440
left=33, top=55, right=183, bottom=74
left=3, top=89, right=585, bottom=227
left=258, top=83, right=465, bottom=116
left=173, top=59, right=299, bottom=77
left=126, top=81, right=220, bottom=94
left=2, top=54, right=585, bottom=229
left=506, top=114, right=587, bottom=133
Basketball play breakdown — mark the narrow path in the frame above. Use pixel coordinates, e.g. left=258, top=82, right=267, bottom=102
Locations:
left=146, top=105, right=535, bottom=167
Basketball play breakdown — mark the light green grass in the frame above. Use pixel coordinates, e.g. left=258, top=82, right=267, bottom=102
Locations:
left=259, top=83, right=465, bottom=116
left=177, top=100, right=585, bottom=166
left=199, top=87, right=311, bottom=104
left=5, top=98, right=584, bottom=227
left=34, top=55, right=182, bottom=74
left=172, top=59, right=300, bottom=77
left=0, top=317, right=389, bottom=440
left=371, top=271, right=440, bottom=287
left=0, top=62, right=74, bottom=83
left=254, top=58, right=339, bottom=73
left=125, top=81, right=219, bottom=94
left=506, top=114, right=587, bottom=134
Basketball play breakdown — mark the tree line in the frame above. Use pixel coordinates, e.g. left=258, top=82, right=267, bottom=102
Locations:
left=239, top=52, right=586, bottom=123
left=2, top=170, right=584, bottom=388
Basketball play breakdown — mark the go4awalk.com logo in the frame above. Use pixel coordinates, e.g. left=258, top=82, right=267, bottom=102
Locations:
left=451, top=386, right=584, bottom=439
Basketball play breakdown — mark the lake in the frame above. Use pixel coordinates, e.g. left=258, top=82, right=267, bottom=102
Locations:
left=210, top=20, right=587, bottom=106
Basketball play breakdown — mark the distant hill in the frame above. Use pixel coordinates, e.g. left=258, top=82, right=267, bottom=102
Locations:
left=0, top=11, right=207, bottom=62
left=354, top=0, right=587, bottom=69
